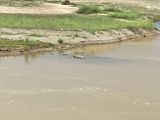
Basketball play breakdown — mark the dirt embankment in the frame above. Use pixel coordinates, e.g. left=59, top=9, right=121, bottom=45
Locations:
left=0, top=28, right=159, bottom=44
left=0, top=28, right=159, bottom=57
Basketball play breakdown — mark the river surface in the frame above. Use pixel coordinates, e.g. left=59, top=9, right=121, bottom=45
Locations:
left=155, top=22, right=160, bottom=29
left=0, top=35, right=160, bottom=120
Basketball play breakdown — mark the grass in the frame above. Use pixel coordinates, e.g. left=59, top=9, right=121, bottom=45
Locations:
left=0, top=14, right=154, bottom=31
left=76, top=3, right=160, bottom=20
left=29, top=33, right=46, bottom=37
left=0, top=1, right=157, bottom=31
left=77, top=5, right=101, bottom=14
left=104, top=7, right=122, bottom=12
left=109, top=11, right=140, bottom=19
left=153, top=15, right=160, bottom=21
left=0, top=39, right=54, bottom=50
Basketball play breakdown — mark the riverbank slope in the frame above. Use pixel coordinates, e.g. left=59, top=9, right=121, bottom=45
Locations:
left=0, top=1, right=160, bottom=57
left=0, top=28, right=159, bottom=57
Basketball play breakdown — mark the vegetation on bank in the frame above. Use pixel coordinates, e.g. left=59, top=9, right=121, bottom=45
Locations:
left=77, top=4, right=160, bottom=20
left=77, top=5, right=101, bottom=14
left=0, top=39, right=54, bottom=51
left=0, top=1, right=159, bottom=56
left=154, top=15, right=160, bottom=21
left=0, top=14, right=154, bottom=31
left=0, top=0, right=158, bottom=31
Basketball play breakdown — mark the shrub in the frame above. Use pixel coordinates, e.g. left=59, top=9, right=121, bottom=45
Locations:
left=77, top=5, right=101, bottom=14
left=104, top=7, right=122, bottom=12
left=62, top=0, right=70, bottom=5
left=58, top=38, right=63, bottom=44
left=74, top=33, right=79, bottom=37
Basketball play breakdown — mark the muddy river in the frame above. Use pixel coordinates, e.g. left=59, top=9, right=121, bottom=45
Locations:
left=0, top=35, right=160, bottom=120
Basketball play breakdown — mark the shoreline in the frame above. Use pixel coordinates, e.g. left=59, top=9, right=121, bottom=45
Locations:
left=0, top=28, right=160, bottom=57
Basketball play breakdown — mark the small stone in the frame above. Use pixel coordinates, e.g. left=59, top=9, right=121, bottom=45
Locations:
left=73, top=55, right=85, bottom=59
left=143, top=34, right=147, bottom=37
left=19, top=50, right=24, bottom=53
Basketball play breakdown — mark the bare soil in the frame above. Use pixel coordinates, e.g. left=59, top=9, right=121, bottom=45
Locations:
left=0, top=3, right=78, bottom=14
left=0, top=28, right=159, bottom=44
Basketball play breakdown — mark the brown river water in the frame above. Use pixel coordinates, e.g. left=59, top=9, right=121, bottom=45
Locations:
left=0, top=35, right=160, bottom=120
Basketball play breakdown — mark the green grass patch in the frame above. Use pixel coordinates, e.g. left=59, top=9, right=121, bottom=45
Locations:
left=0, top=39, right=54, bottom=50
left=76, top=3, right=160, bottom=21
left=0, top=14, right=154, bottom=31
left=76, top=4, right=141, bottom=20
left=109, top=11, right=140, bottom=19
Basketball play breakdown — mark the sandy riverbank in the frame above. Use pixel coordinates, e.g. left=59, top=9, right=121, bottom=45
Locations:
left=0, top=28, right=159, bottom=57
left=1, top=28, right=159, bottom=44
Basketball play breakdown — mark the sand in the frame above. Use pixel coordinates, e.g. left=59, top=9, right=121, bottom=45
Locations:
left=0, top=3, right=78, bottom=14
